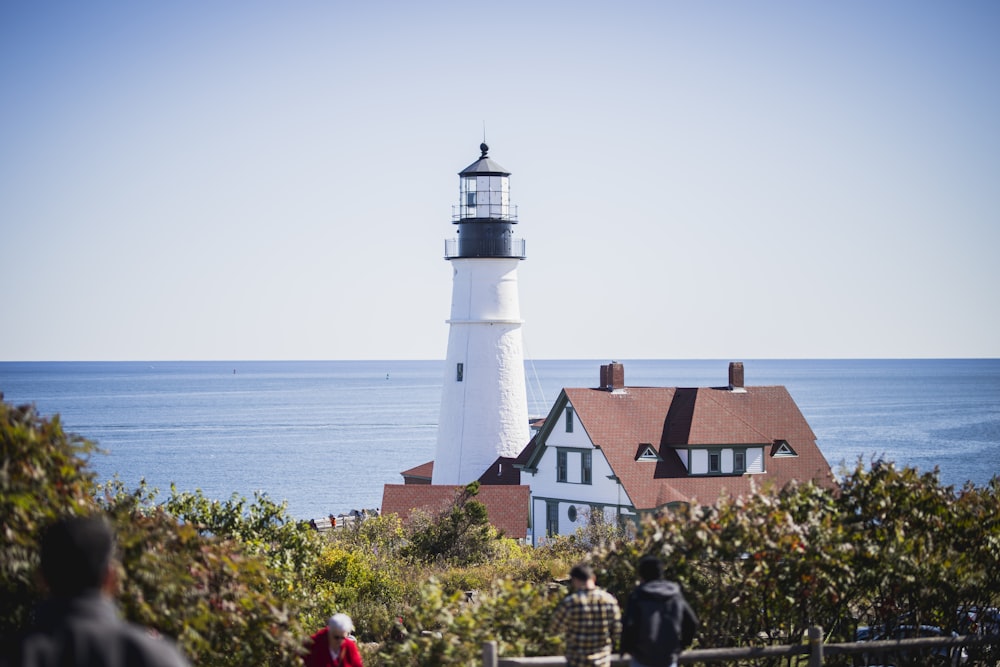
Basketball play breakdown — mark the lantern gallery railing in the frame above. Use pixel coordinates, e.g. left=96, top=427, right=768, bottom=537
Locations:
left=452, top=204, right=519, bottom=222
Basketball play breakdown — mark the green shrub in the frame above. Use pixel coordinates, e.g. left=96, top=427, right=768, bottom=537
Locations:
left=402, top=482, right=502, bottom=566
left=377, top=577, right=563, bottom=667
left=0, top=400, right=100, bottom=634
left=7, top=395, right=999, bottom=664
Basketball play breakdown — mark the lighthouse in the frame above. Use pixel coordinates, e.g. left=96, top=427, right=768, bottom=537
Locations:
left=431, top=143, right=530, bottom=485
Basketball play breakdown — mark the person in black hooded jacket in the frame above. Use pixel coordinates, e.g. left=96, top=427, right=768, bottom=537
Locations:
left=1, top=516, right=190, bottom=667
left=619, top=556, right=698, bottom=667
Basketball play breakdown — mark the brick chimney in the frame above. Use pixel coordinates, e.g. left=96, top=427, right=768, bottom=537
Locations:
left=728, top=361, right=746, bottom=392
left=600, top=361, right=625, bottom=392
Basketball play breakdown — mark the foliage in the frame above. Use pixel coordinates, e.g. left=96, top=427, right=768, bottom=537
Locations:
left=570, top=506, right=632, bottom=551
left=592, top=459, right=1000, bottom=656
left=6, top=394, right=1000, bottom=666
left=377, top=577, right=563, bottom=667
left=402, top=481, right=502, bottom=566
left=320, top=513, right=410, bottom=641
left=593, top=478, right=856, bottom=650
left=161, top=486, right=330, bottom=627
left=0, top=400, right=100, bottom=634
left=838, top=459, right=1000, bottom=633
left=99, top=481, right=307, bottom=666
left=314, top=543, right=404, bottom=633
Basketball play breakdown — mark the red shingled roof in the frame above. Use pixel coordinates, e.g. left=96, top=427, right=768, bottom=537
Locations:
left=524, top=382, right=834, bottom=511
left=381, top=484, right=530, bottom=539
left=400, top=461, right=434, bottom=483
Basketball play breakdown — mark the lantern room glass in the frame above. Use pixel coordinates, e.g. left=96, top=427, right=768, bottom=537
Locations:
left=460, top=174, right=509, bottom=219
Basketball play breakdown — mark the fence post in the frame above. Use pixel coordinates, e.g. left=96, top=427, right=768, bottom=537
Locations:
left=482, top=640, right=498, bottom=667
left=808, top=626, right=824, bottom=667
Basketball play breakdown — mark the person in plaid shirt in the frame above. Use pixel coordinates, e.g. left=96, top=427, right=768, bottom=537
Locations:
left=549, top=563, right=622, bottom=667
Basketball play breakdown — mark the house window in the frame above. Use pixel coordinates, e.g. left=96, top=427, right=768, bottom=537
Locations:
left=456, top=363, right=464, bottom=382
left=565, top=407, right=574, bottom=433
left=709, top=451, right=721, bottom=473
left=546, top=501, right=559, bottom=537
left=567, top=505, right=577, bottom=522
left=734, top=450, right=746, bottom=473
left=556, top=450, right=567, bottom=482
left=556, top=448, right=591, bottom=484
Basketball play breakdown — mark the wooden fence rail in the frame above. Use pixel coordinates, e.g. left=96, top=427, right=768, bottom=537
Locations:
left=482, top=627, right=1000, bottom=666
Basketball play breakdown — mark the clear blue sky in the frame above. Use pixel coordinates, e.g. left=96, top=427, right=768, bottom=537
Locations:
left=2, top=1, right=998, bottom=361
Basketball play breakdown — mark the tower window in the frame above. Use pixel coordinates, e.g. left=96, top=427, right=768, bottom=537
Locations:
left=456, top=363, right=464, bottom=382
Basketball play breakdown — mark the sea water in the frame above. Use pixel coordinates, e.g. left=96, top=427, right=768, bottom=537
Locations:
left=1, top=359, right=998, bottom=519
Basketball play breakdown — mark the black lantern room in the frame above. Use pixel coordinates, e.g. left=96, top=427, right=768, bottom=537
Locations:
left=445, top=143, right=526, bottom=260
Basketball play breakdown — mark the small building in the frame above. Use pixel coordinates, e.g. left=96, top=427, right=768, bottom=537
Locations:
left=381, top=484, right=530, bottom=540
left=399, top=461, right=433, bottom=485
left=517, top=361, right=835, bottom=544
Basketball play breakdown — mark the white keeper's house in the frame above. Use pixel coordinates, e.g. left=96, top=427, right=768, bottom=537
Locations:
left=510, top=360, right=835, bottom=544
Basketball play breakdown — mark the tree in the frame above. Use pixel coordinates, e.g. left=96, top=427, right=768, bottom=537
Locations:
left=403, top=482, right=501, bottom=566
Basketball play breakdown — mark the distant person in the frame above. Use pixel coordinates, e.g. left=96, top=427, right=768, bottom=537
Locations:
left=302, top=613, right=363, bottom=667
left=0, top=515, right=190, bottom=667
left=549, top=563, right=621, bottom=667
left=619, top=556, right=698, bottom=667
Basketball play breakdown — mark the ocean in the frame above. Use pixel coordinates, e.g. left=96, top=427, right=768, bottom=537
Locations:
left=1, top=359, right=998, bottom=520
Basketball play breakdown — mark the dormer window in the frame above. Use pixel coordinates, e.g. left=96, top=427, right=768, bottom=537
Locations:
left=689, top=446, right=764, bottom=475
left=772, top=440, right=797, bottom=457
left=637, top=445, right=659, bottom=461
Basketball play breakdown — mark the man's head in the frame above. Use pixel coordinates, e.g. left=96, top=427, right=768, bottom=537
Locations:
left=40, top=516, right=115, bottom=596
left=638, top=555, right=664, bottom=582
left=569, top=563, right=596, bottom=590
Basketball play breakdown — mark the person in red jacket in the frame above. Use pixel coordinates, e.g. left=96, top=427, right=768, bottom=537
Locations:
left=302, top=613, right=363, bottom=667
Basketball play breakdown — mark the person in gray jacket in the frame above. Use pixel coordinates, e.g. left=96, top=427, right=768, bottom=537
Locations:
left=619, top=556, right=698, bottom=667
left=1, top=515, right=190, bottom=667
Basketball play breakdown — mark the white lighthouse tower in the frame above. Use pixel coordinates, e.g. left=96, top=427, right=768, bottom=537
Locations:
left=432, top=143, right=530, bottom=485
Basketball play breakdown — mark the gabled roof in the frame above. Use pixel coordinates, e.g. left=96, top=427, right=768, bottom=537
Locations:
left=397, top=458, right=523, bottom=486
left=381, top=484, right=530, bottom=539
left=478, top=456, right=523, bottom=485
left=521, top=381, right=834, bottom=511
left=400, top=461, right=433, bottom=483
